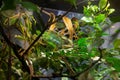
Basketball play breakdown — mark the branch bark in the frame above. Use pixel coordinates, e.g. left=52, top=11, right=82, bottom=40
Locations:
left=0, top=24, right=30, bottom=74
left=73, top=48, right=103, bottom=79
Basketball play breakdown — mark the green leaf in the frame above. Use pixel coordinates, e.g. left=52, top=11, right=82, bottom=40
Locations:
left=9, top=17, right=18, bottom=25
left=106, top=57, right=120, bottom=72
left=15, top=35, right=25, bottom=40
left=99, top=0, right=108, bottom=10
left=108, top=9, right=115, bottom=15
left=1, top=10, right=15, bottom=17
left=91, top=5, right=99, bottom=13
left=83, top=6, right=92, bottom=16
left=77, top=38, right=88, bottom=53
left=101, top=32, right=109, bottom=36
left=20, top=1, right=39, bottom=13
left=94, top=14, right=105, bottom=24
left=113, top=39, right=120, bottom=50
left=78, top=38, right=87, bottom=46
left=36, top=30, right=41, bottom=35
left=81, top=16, right=93, bottom=23
left=42, top=31, right=62, bottom=48
left=93, top=24, right=102, bottom=31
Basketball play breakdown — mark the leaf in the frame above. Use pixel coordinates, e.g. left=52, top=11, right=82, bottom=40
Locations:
left=36, top=30, right=41, bottom=35
left=94, top=24, right=102, bottom=31
left=20, top=1, right=39, bottom=12
left=91, top=5, right=99, bottom=13
left=77, top=38, right=87, bottom=47
left=99, top=0, right=108, bottom=10
left=113, top=39, right=120, bottom=50
left=81, top=16, right=93, bottom=23
left=62, top=16, right=74, bottom=39
left=8, top=14, right=20, bottom=25
left=108, top=9, right=115, bottom=15
left=77, top=38, right=88, bottom=53
left=15, top=35, right=25, bottom=40
left=94, top=14, right=105, bottom=24
left=83, top=6, right=92, bottom=16
left=101, top=32, right=109, bottom=36
left=1, top=10, right=15, bottom=17
left=106, top=57, right=120, bottom=72
left=49, top=13, right=56, bottom=31
left=42, top=31, right=62, bottom=48
left=25, top=17, right=32, bottom=31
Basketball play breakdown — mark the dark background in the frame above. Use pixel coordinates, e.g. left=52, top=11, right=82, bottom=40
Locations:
left=27, top=0, right=120, bottom=14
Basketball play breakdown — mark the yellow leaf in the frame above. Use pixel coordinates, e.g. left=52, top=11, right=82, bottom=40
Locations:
left=49, top=13, right=56, bottom=31
left=62, top=16, right=74, bottom=39
left=15, top=35, right=25, bottom=40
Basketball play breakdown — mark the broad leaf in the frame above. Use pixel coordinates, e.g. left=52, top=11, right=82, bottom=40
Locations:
left=42, top=31, right=62, bottom=49
left=113, top=39, right=120, bottom=50
left=94, top=14, right=105, bottom=24
left=83, top=7, right=92, bottom=16
left=106, top=57, right=120, bottom=72
left=77, top=38, right=88, bottom=54
left=99, top=0, right=108, bottom=10
left=81, top=16, right=93, bottom=23
left=49, top=13, right=56, bottom=31
left=62, top=16, right=74, bottom=39
left=108, top=9, right=115, bottom=15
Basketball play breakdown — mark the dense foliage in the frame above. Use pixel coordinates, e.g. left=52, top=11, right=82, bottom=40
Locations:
left=0, top=0, right=120, bottom=80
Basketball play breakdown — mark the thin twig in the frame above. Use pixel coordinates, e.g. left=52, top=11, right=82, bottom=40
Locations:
left=7, top=18, right=12, bottom=80
left=0, top=23, right=30, bottom=74
left=60, top=56, right=76, bottom=76
left=73, top=47, right=103, bottom=78
left=7, top=44, right=12, bottom=80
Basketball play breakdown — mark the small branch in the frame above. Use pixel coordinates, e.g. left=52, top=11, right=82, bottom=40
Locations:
left=0, top=23, right=30, bottom=74
left=31, top=48, right=102, bottom=80
left=22, top=24, right=48, bottom=56
left=7, top=45, right=12, bottom=80
left=6, top=18, right=12, bottom=80
left=60, top=56, right=76, bottom=76
left=73, top=47, right=102, bottom=78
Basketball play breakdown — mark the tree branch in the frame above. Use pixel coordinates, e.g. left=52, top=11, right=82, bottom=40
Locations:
left=73, top=47, right=103, bottom=78
left=0, top=24, right=30, bottom=74
left=22, top=0, right=89, bottom=56
left=22, top=6, right=74, bottom=56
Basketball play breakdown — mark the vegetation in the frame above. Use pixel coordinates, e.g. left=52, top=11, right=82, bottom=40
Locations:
left=0, top=0, right=120, bottom=80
